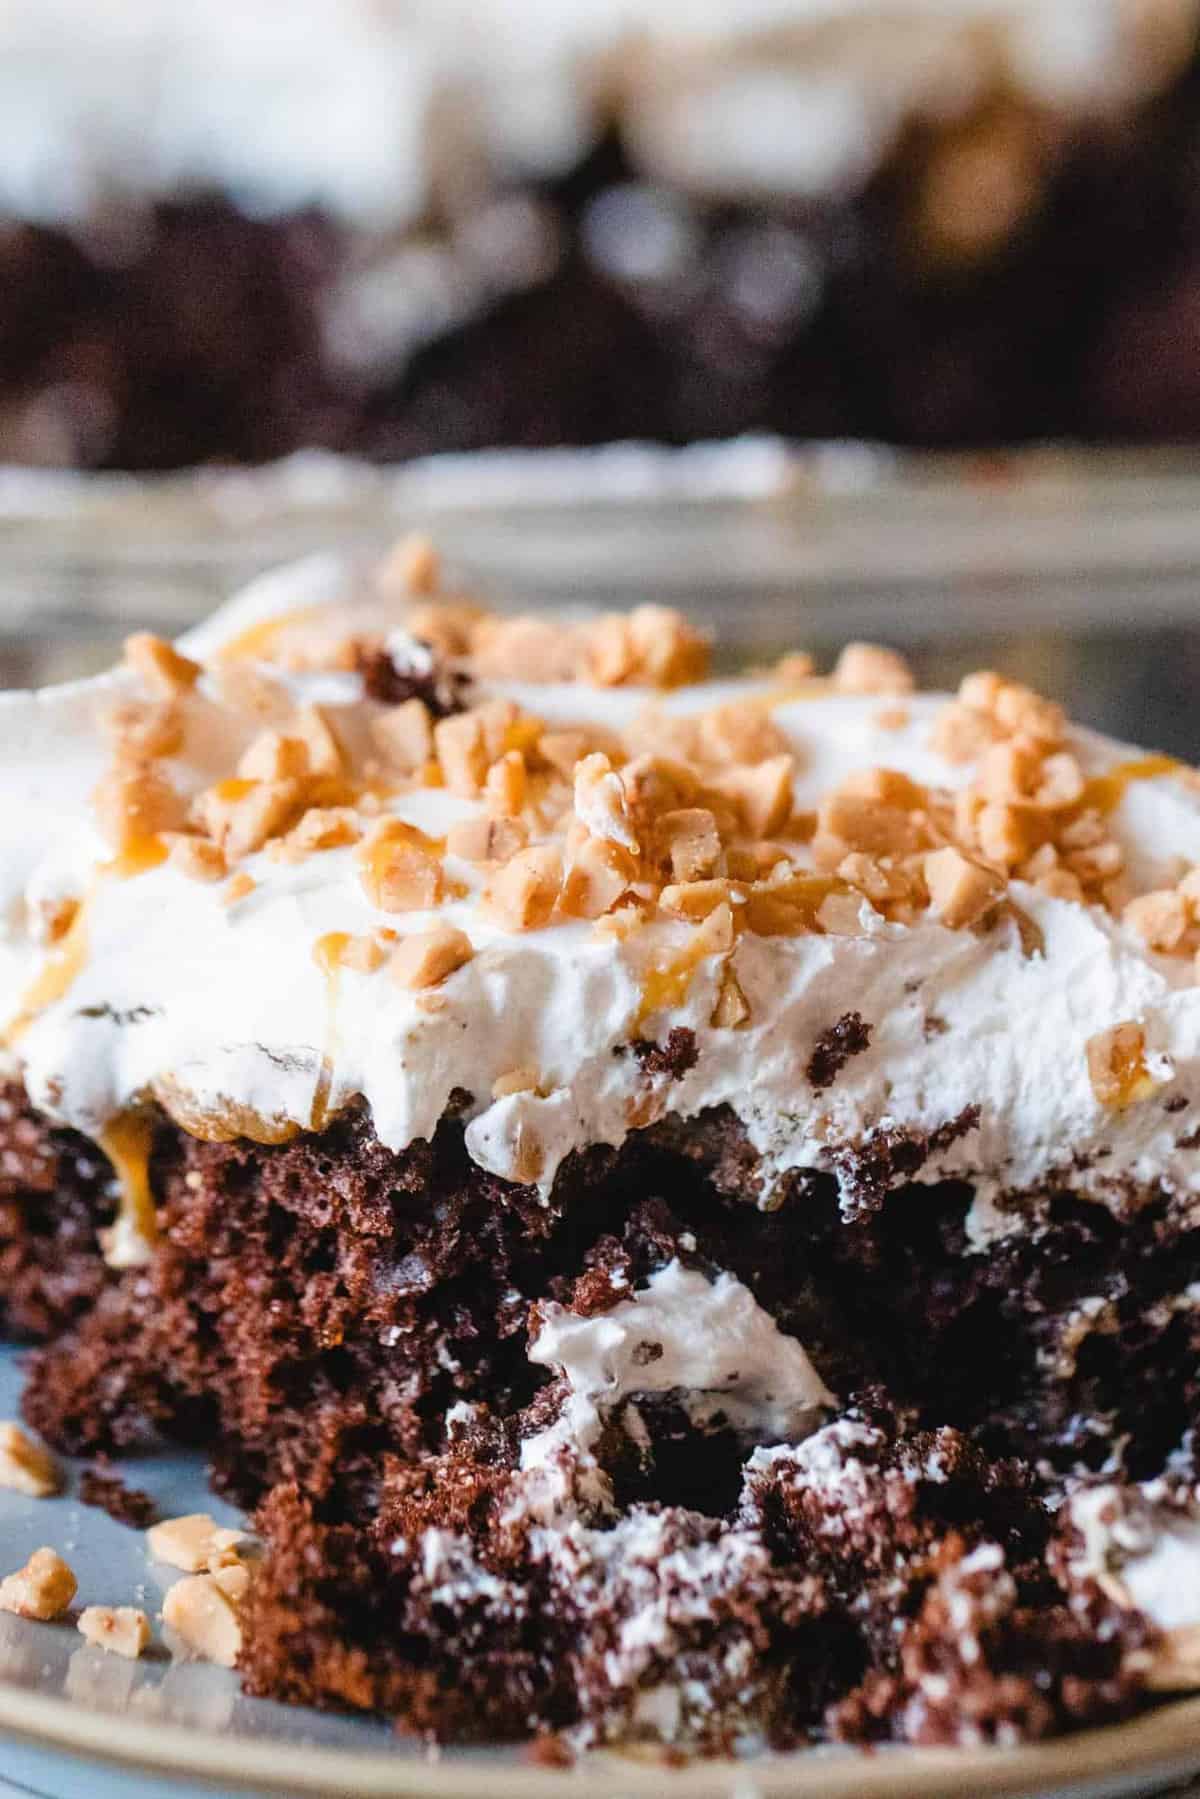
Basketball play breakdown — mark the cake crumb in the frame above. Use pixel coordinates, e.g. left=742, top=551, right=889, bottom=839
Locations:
left=79, top=1467, right=158, bottom=1529
left=0, top=1548, right=77, bottom=1619
left=807, top=1013, right=873, bottom=1091
left=0, top=1422, right=61, bottom=1497
left=77, top=1605, right=151, bottom=1659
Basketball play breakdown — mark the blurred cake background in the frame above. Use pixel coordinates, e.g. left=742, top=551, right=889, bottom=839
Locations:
left=0, top=0, right=1198, bottom=470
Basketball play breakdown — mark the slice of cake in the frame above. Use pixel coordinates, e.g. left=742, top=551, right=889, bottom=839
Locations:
left=1, top=537, right=1199, bottom=1752
left=0, top=1, right=1198, bottom=463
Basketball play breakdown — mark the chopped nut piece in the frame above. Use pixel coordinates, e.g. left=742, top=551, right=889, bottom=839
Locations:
left=370, top=699, right=434, bottom=774
left=711, top=963, right=751, bottom=1028
left=147, top=1513, right=244, bottom=1574
left=282, top=807, right=361, bottom=857
left=924, top=847, right=1003, bottom=928
left=358, top=820, right=445, bottom=912
left=222, top=871, right=256, bottom=906
left=699, top=703, right=789, bottom=768
left=560, top=836, right=634, bottom=920
left=536, top=729, right=590, bottom=777
left=100, top=698, right=184, bottom=764
left=0, top=1548, right=76, bottom=1619
left=690, top=900, right=736, bottom=957
left=211, top=1561, right=253, bottom=1606
left=377, top=532, right=440, bottom=597
left=197, top=777, right=305, bottom=861
left=628, top=604, right=710, bottom=687
left=710, top=754, right=796, bottom=838
left=484, top=750, right=528, bottom=819
left=585, top=606, right=708, bottom=689
left=389, top=924, right=474, bottom=990
left=659, top=879, right=736, bottom=921
left=446, top=815, right=528, bottom=864
left=657, top=808, right=722, bottom=882
left=992, top=681, right=1065, bottom=745
left=124, top=632, right=201, bottom=697
left=293, top=705, right=345, bottom=780
left=77, top=1606, right=151, bottom=1659
left=836, top=852, right=907, bottom=906
left=165, top=835, right=227, bottom=883
left=93, top=766, right=187, bottom=853
left=162, top=1573, right=241, bottom=1668
left=930, top=701, right=1002, bottom=764
left=816, top=890, right=871, bottom=935
left=832, top=642, right=913, bottom=695
left=208, top=664, right=293, bottom=723
left=483, top=846, right=563, bottom=931
left=337, top=931, right=391, bottom=974
left=0, top=1422, right=61, bottom=1497
left=817, top=786, right=924, bottom=859
left=236, top=730, right=309, bottom=783
left=1123, top=889, right=1194, bottom=954
left=1036, top=868, right=1085, bottom=903
left=492, top=1066, right=540, bottom=1099
left=434, top=712, right=488, bottom=797
left=958, top=670, right=1006, bottom=714
left=1086, top=1022, right=1155, bottom=1109
left=976, top=801, right=1044, bottom=869
left=573, top=753, right=639, bottom=852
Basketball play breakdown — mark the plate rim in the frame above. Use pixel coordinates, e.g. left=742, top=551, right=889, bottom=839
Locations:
left=0, top=1673, right=1198, bottom=1797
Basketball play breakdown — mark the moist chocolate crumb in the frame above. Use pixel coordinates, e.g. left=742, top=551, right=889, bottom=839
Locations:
left=807, top=1014, right=873, bottom=1091
left=79, top=1467, right=159, bottom=1529
left=630, top=1028, right=699, bottom=1081
left=1164, top=1094, right=1188, bottom=1113
left=357, top=639, right=469, bottom=717
left=833, top=1105, right=980, bottom=1220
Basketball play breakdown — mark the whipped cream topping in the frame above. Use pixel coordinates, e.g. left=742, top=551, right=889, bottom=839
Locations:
left=1067, top=1480, right=1200, bottom=1634
left=4, top=552, right=1200, bottom=1268
left=518, top=1258, right=833, bottom=1516
left=0, top=1, right=1191, bottom=229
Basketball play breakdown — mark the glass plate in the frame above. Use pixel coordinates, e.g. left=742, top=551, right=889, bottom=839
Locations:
left=1, top=439, right=1199, bottom=757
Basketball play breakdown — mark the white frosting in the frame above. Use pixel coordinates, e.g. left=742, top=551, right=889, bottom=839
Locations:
left=4, top=553, right=1200, bottom=1253
left=519, top=1258, right=833, bottom=1512
left=1067, top=1481, right=1200, bottom=1631
left=0, top=1, right=1190, bottom=229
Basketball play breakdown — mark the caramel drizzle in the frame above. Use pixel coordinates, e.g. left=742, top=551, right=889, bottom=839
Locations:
left=310, top=930, right=351, bottom=1132
left=97, top=1109, right=158, bottom=1268
left=3, top=834, right=168, bottom=1046
left=1080, top=755, right=1180, bottom=817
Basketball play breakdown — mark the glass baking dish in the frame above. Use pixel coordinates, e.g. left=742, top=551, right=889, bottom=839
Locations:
left=1, top=439, right=1198, bottom=758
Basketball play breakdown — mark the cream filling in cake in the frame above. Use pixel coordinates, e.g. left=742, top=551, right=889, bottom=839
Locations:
left=3, top=554, right=1200, bottom=1276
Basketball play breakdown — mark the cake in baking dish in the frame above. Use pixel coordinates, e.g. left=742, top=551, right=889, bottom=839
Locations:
left=1, top=0, right=1200, bottom=465
left=0, top=538, right=1198, bottom=1750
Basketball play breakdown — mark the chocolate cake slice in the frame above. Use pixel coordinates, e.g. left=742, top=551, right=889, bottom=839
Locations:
left=2, top=537, right=1199, bottom=1752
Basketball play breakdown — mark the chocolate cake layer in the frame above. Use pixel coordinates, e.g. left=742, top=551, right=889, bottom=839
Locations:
left=7, top=1088, right=1197, bottom=1747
